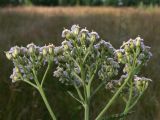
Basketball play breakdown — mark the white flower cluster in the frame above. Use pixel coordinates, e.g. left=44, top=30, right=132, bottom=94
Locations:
left=53, top=25, right=119, bottom=86
left=6, top=43, right=54, bottom=82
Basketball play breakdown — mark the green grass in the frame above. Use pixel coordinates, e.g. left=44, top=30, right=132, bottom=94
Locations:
left=0, top=6, right=160, bottom=120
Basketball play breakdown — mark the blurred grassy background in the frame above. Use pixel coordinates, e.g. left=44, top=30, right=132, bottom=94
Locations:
left=0, top=6, right=160, bottom=120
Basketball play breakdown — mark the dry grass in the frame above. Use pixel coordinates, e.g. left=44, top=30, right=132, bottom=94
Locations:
left=1, top=6, right=160, bottom=16
left=0, top=6, right=160, bottom=120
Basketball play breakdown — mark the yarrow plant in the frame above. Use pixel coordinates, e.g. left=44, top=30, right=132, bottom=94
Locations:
left=5, top=25, right=152, bottom=120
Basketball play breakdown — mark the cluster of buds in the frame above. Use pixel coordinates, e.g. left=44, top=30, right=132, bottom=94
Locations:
left=54, top=25, right=119, bottom=86
left=115, top=37, right=152, bottom=74
left=105, top=37, right=152, bottom=100
left=134, top=75, right=152, bottom=92
left=106, top=74, right=128, bottom=93
left=106, top=74, right=151, bottom=95
left=98, top=58, right=119, bottom=80
left=6, top=43, right=55, bottom=82
left=53, top=64, right=81, bottom=86
left=61, top=25, right=100, bottom=45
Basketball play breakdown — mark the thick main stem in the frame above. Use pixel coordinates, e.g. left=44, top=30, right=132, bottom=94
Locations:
left=84, top=103, right=89, bottom=120
left=38, top=86, right=57, bottom=120
left=80, top=64, right=90, bottom=120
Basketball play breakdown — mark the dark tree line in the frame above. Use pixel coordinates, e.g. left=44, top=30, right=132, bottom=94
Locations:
left=0, top=0, right=160, bottom=6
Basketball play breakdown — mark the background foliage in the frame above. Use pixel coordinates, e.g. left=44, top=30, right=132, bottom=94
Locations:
left=0, top=7, right=160, bottom=120
left=0, top=0, right=160, bottom=6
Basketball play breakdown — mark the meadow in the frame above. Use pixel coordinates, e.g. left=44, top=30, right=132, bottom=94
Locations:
left=0, top=7, right=160, bottom=120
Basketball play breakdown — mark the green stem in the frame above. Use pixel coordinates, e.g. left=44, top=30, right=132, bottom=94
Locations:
left=91, top=81, right=106, bottom=98
left=125, top=81, right=133, bottom=111
left=127, top=92, right=143, bottom=111
left=120, top=80, right=133, bottom=120
left=41, top=63, right=51, bottom=87
left=38, top=86, right=57, bottom=120
left=80, top=64, right=90, bottom=120
left=32, top=68, right=57, bottom=120
left=95, top=72, right=133, bottom=120
left=19, top=75, right=38, bottom=89
left=74, top=84, right=84, bottom=101
left=83, top=42, right=94, bottom=64
left=73, top=71, right=85, bottom=85
left=67, top=91, right=84, bottom=105
left=84, top=103, right=89, bottom=120
left=22, top=79, right=38, bottom=89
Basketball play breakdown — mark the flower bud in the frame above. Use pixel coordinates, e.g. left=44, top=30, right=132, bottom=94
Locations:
left=130, top=40, right=135, bottom=49
left=48, top=44, right=54, bottom=54
left=42, top=46, right=48, bottom=56
left=136, top=80, right=142, bottom=91
left=27, top=43, right=36, bottom=54
left=14, top=47, right=20, bottom=56
left=136, top=37, right=141, bottom=47
left=11, top=46, right=20, bottom=58
left=124, top=45, right=130, bottom=52
left=20, top=47, right=27, bottom=55
left=116, top=51, right=123, bottom=58
left=15, top=67, right=20, bottom=73
left=13, top=75, right=19, bottom=82
left=79, top=28, right=89, bottom=40
left=63, top=44, right=68, bottom=50
left=143, top=81, right=149, bottom=90
left=62, top=29, right=71, bottom=39
left=71, top=25, right=80, bottom=36
left=90, top=31, right=100, bottom=42
left=5, top=52, right=12, bottom=60
left=12, top=52, right=17, bottom=58
left=10, top=73, right=20, bottom=83
left=134, top=76, right=151, bottom=92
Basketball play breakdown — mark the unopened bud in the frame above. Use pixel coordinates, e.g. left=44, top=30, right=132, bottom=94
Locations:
left=117, top=51, right=123, bottom=58
left=143, top=81, right=149, bottom=90
left=63, top=44, right=69, bottom=50
left=136, top=37, right=141, bottom=47
left=11, top=47, right=20, bottom=58
left=15, top=67, right=20, bottom=73
left=6, top=52, right=12, bottom=60
left=136, top=80, right=142, bottom=91
left=130, top=40, right=135, bottom=49
left=42, top=46, right=48, bottom=56
left=124, top=45, right=130, bottom=52
left=71, top=25, right=80, bottom=36
left=27, top=43, right=36, bottom=54
left=48, top=44, right=54, bottom=54
left=90, top=31, right=99, bottom=42
left=62, top=29, right=71, bottom=39
left=14, top=47, right=20, bottom=56
left=12, top=52, right=17, bottom=58
left=80, top=28, right=89, bottom=39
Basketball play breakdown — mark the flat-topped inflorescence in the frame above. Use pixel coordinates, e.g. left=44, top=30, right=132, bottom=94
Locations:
left=5, top=43, right=55, bottom=82
left=53, top=25, right=119, bottom=86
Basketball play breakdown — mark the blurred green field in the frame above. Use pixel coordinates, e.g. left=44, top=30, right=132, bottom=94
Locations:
left=0, top=7, right=160, bottom=120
